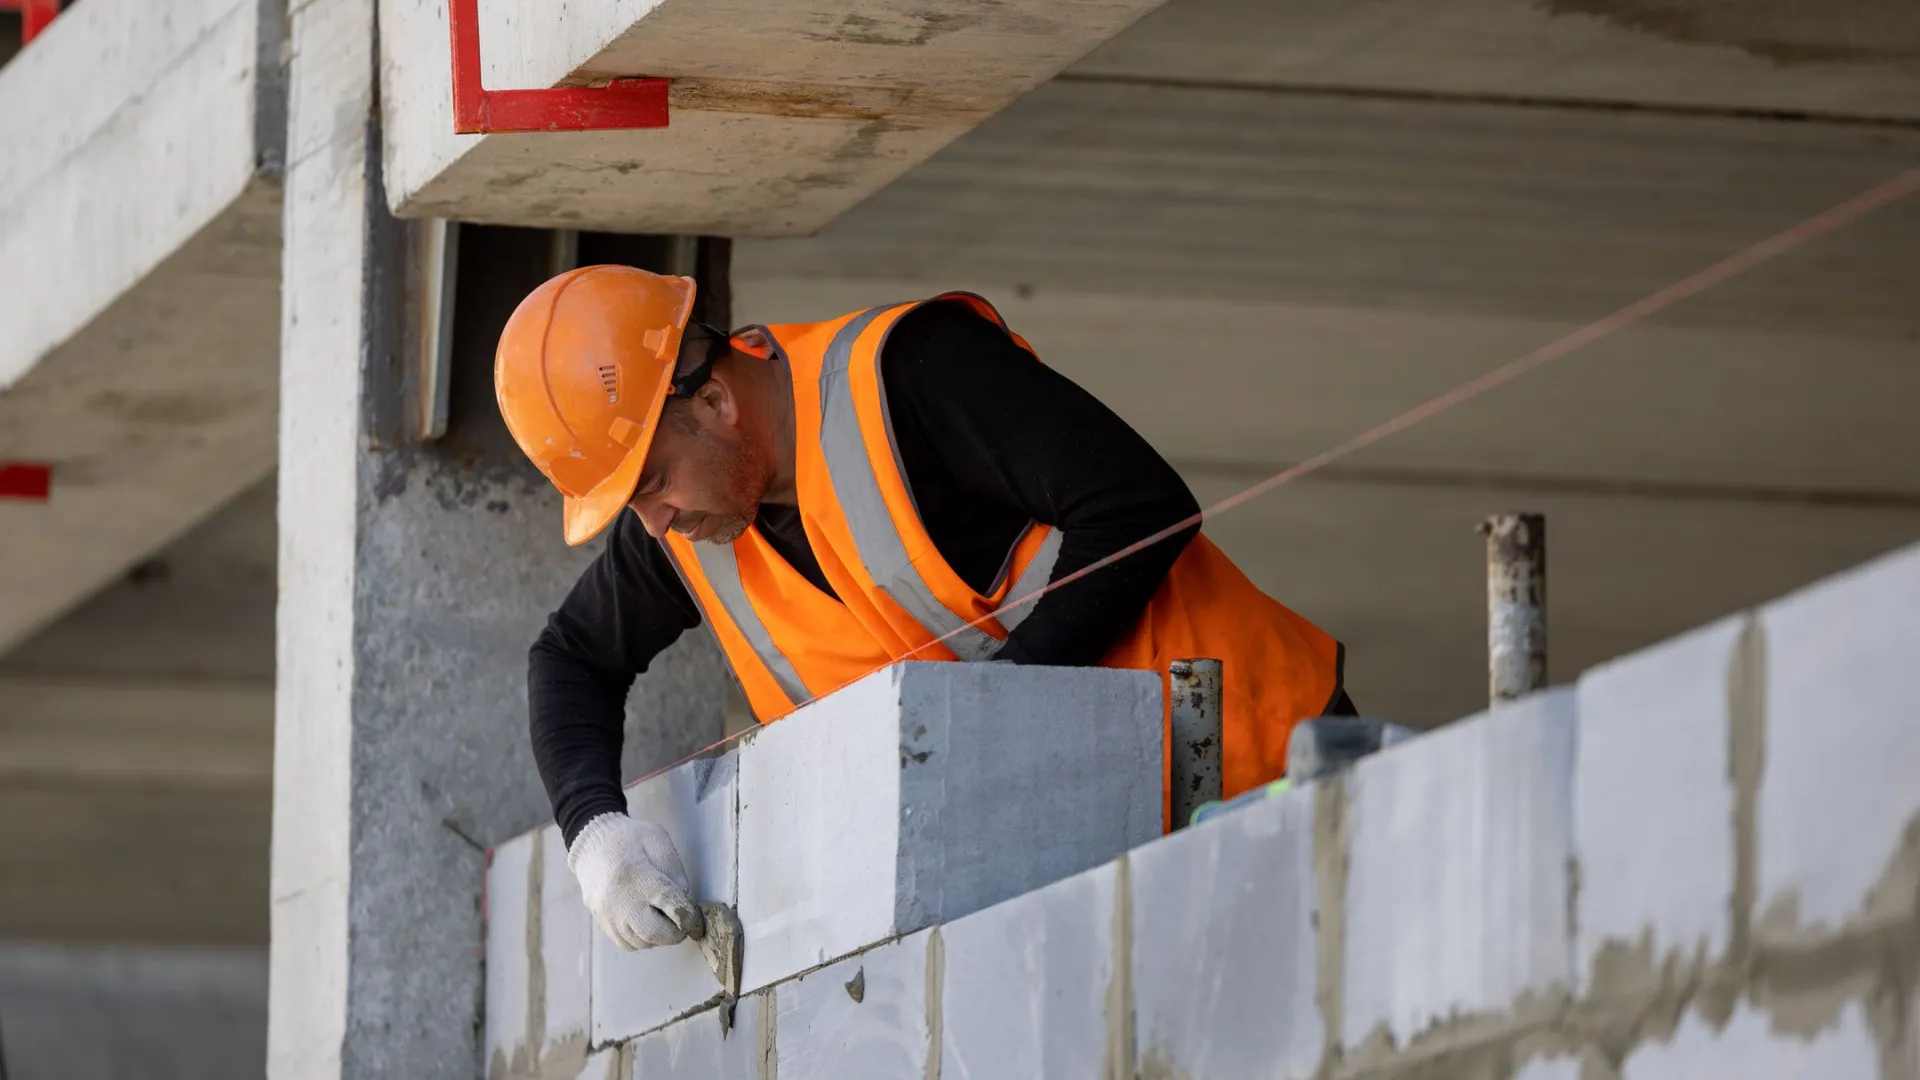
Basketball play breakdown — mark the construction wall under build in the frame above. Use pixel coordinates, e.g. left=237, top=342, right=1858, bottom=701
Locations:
left=485, top=540, right=1920, bottom=1079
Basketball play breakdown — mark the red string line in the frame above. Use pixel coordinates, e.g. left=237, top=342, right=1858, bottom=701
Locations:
left=632, top=165, right=1920, bottom=788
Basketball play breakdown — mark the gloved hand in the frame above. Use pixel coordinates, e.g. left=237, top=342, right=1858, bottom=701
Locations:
left=566, top=812, right=707, bottom=950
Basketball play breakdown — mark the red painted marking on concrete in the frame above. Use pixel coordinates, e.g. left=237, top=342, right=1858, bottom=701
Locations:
left=0, top=0, right=59, bottom=43
left=625, top=166, right=1920, bottom=791
left=0, top=462, right=52, bottom=500
left=447, top=0, right=668, bottom=134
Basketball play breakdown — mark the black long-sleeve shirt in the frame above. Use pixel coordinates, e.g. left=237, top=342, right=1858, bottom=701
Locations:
left=530, top=300, right=1203, bottom=844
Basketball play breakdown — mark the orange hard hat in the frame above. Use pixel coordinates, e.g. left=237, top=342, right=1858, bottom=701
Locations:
left=495, top=265, right=698, bottom=546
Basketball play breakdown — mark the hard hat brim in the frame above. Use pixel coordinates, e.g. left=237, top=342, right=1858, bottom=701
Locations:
left=559, top=363, right=674, bottom=547
left=561, top=439, right=649, bottom=546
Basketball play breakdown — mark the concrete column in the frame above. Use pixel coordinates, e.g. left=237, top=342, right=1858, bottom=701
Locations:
left=268, top=4, right=727, bottom=1075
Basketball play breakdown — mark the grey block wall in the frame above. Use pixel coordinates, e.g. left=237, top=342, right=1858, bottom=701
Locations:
left=483, top=662, right=1164, bottom=1075
left=479, top=538, right=1920, bottom=1079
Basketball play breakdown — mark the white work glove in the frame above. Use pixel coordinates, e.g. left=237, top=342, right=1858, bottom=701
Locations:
left=567, top=812, right=707, bottom=950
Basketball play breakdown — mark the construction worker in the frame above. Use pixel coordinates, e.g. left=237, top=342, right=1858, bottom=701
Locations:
left=496, top=265, right=1352, bottom=952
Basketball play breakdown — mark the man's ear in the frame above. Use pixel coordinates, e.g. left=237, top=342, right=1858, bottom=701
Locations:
left=696, top=376, right=737, bottom=428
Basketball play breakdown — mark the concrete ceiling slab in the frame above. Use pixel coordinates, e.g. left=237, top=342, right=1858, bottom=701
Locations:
left=736, top=273, right=1920, bottom=501
left=0, top=0, right=283, bottom=655
left=379, top=0, right=1174, bottom=235
left=1074, top=0, right=1920, bottom=120
left=735, top=80, right=1920, bottom=335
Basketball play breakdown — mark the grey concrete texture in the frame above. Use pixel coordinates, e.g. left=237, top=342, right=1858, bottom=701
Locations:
left=543, top=538, right=1920, bottom=1080
left=0, top=944, right=267, bottom=1080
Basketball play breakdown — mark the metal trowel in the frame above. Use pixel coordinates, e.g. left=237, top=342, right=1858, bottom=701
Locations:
left=693, top=901, right=744, bottom=1035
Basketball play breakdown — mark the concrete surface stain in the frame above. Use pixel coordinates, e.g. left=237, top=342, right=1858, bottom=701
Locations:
left=1728, top=618, right=1765, bottom=965
left=525, top=830, right=546, bottom=1066
left=800, top=10, right=977, bottom=48
left=1747, top=810, right=1920, bottom=1077
left=757, top=990, right=777, bottom=1080
left=1312, top=777, right=1350, bottom=1074
left=666, top=77, right=925, bottom=123
left=1339, top=987, right=1570, bottom=1077
left=1534, top=0, right=1919, bottom=63
left=924, top=929, right=944, bottom=1080
left=786, top=118, right=910, bottom=195
left=1102, top=854, right=1134, bottom=1080
left=1135, top=1047, right=1190, bottom=1080
left=87, top=388, right=239, bottom=427
left=1758, top=811, right=1920, bottom=954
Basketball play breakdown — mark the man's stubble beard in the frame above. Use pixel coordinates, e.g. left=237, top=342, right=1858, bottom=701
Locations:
left=701, top=433, right=770, bottom=546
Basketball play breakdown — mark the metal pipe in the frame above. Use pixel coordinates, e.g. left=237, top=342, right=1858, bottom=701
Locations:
left=1480, top=513, right=1546, bottom=704
left=1168, top=658, right=1224, bottom=830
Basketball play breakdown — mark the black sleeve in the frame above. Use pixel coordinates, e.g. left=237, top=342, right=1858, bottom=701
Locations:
left=883, top=303, right=1201, bottom=667
left=528, top=510, right=703, bottom=846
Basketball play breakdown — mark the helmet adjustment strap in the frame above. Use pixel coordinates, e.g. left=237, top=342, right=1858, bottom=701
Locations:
left=667, top=323, right=727, bottom=399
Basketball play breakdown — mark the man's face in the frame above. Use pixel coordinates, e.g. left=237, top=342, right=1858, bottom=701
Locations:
left=626, top=397, right=765, bottom=545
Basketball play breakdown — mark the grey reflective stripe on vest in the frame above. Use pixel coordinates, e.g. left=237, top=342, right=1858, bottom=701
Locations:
left=818, top=309, right=1005, bottom=661
left=996, top=525, right=1063, bottom=635
left=685, top=540, right=810, bottom=705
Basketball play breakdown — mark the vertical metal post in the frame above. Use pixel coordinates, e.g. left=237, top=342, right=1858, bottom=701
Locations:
left=1480, top=513, right=1546, bottom=704
left=416, top=219, right=459, bottom=442
left=1168, top=658, right=1224, bottom=830
left=547, top=229, right=580, bottom=277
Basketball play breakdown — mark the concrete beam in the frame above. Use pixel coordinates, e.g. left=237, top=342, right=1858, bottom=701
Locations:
left=376, top=0, right=1174, bottom=235
left=0, top=0, right=285, bottom=655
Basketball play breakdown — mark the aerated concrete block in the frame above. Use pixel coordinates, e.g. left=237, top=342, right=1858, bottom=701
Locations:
left=736, top=663, right=1161, bottom=991
left=592, top=754, right=739, bottom=1044
left=1757, top=543, right=1920, bottom=945
left=939, top=861, right=1118, bottom=1080
left=484, top=827, right=594, bottom=1078
left=1342, top=689, right=1576, bottom=1052
left=1620, top=1000, right=1877, bottom=1079
left=627, top=991, right=770, bottom=1078
left=1132, top=787, right=1322, bottom=1080
left=774, top=931, right=935, bottom=1080
left=1574, top=616, right=1746, bottom=991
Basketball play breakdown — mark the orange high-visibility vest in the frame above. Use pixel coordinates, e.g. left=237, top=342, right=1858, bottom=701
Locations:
left=663, top=294, right=1343, bottom=816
